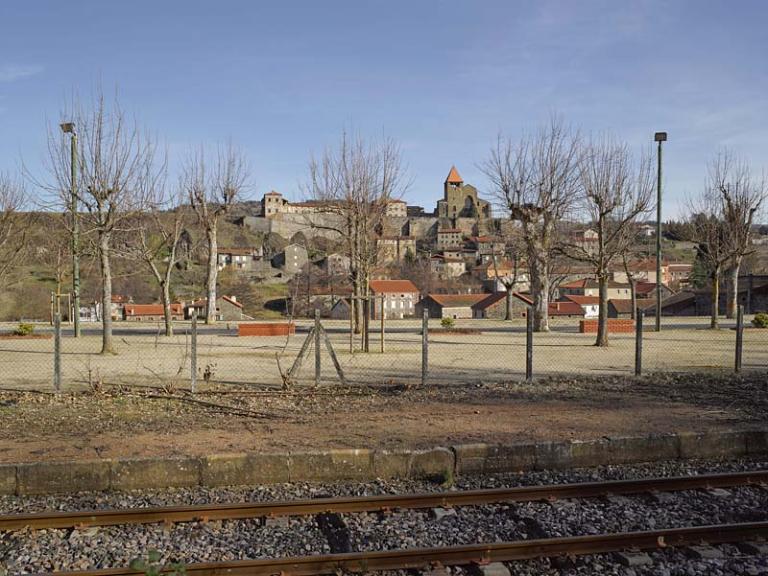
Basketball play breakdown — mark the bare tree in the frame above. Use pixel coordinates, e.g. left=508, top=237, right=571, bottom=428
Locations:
left=0, top=173, right=30, bottom=285
left=561, top=139, right=654, bottom=346
left=45, top=92, right=158, bottom=354
left=182, top=144, right=249, bottom=324
left=306, top=133, right=408, bottom=346
left=708, top=151, right=766, bottom=318
left=489, top=224, right=526, bottom=320
left=482, top=118, right=581, bottom=332
left=121, top=183, right=188, bottom=337
left=687, top=192, right=737, bottom=329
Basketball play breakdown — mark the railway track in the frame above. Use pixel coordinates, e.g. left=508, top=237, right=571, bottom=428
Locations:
left=2, top=469, right=767, bottom=531
left=49, top=521, right=768, bottom=576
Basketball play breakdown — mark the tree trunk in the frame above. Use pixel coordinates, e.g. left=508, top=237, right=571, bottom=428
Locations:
left=205, top=227, right=218, bottom=325
left=710, top=269, right=720, bottom=329
left=595, top=272, right=609, bottom=347
left=160, top=280, right=173, bottom=337
left=99, top=231, right=114, bottom=354
left=628, top=276, right=637, bottom=321
left=505, top=288, right=513, bottom=320
left=726, top=259, right=741, bottom=319
left=533, top=258, right=550, bottom=332
left=351, top=276, right=361, bottom=334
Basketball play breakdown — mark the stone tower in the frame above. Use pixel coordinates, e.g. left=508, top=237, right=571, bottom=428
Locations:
left=435, top=166, right=490, bottom=219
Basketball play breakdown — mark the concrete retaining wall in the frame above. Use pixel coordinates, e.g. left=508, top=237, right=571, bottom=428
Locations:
left=3, top=429, right=766, bottom=495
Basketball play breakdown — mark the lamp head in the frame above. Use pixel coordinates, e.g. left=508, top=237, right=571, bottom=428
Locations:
left=654, top=132, right=667, bottom=142
left=60, top=122, right=75, bottom=134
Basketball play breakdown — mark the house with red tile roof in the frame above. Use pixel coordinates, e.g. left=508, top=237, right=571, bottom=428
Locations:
left=123, top=303, right=184, bottom=321
left=416, top=293, right=488, bottom=319
left=186, top=295, right=244, bottom=322
left=369, top=279, right=420, bottom=319
left=559, top=278, right=632, bottom=300
left=471, top=292, right=531, bottom=319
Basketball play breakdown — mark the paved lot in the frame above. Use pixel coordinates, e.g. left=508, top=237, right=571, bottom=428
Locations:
left=0, top=317, right=765, bottom=391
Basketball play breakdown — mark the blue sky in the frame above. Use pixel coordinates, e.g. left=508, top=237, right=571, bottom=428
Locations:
left=1, top=0, right=767, bottom=218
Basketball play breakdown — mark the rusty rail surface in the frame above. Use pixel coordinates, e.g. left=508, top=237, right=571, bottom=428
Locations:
left=51, top=521, right=768, bottom=576
left=1, top=469, right=766, bottom=531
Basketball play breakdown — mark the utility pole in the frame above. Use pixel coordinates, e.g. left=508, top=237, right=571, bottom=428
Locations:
left=60, top=122, right=81, bottom=338
left=654, top=131, right=667, bottom=332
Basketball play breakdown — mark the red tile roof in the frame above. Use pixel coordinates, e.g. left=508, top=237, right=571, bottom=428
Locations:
left=445, top=165, right=463, bottom=184
left=426, top=293, right=487, bottom=307
left=564, top=295, right=600, bottom=305
left=561, top=278, right=630, bottom=289
left=548, top=301, right=585, bottom=316
left=369, top=279, right=419, bottom=294
left=221, top=295, right=243, bottom=308
left=472, top=292, right=532, bottom=310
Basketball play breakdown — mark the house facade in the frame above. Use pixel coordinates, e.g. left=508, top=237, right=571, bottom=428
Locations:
left=217, top=247, right=263, bottom=271
left=123, top=303, right=184, bottom=322
left=187, top=295, right=244, bottom=321
left=563, top=295, right=600, bottom=318
left=369, top=279, right=420, bottom=319
left=436, top=228, right=463, bottom=250
left=416, top=293, right=487, bottom=319
left=430, top=255, right=466, bottom=278
left=559, top=278, right=632, bottom=300
left=377, top=236, right=416, bottom=263
left=272, top=243, right=308, bottom=275
left=471, top=292, right=530, bottom=319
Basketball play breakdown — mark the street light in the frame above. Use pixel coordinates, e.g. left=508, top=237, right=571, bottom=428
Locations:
left=654, top=131, right=667, bottom=332
left=60, top=122, right=81, bottom=338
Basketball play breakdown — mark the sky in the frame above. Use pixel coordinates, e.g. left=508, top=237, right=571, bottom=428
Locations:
left=1, top=0, right=767, bottom=218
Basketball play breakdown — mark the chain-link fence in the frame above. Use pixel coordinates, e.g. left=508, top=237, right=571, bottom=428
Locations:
left=0, top=306, right=766, bottom=392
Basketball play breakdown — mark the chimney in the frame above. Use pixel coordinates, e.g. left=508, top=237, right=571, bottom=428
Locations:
left=230, top=295, right=237, bottom=302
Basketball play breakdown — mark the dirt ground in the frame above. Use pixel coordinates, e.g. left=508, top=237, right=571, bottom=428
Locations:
left=0, top=372, right=765, bottom=463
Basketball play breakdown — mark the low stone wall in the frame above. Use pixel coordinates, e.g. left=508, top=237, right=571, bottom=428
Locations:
left=3, top=430, right=765, bottom=495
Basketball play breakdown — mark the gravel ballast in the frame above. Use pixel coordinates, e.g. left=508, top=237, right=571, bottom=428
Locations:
left=1, top=457, right=767, bottom=575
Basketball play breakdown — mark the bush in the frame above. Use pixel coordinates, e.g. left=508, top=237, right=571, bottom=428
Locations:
left=440, top=317, right=455, bottom=329
left=12, top=323, right=34, bottom=336
left=752, top=312, right=768, bottom=328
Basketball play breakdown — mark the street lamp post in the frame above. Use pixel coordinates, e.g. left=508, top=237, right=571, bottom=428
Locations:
left=654, top=131, right=667, bottom=332
left=60, top=122, right=81, bottom=338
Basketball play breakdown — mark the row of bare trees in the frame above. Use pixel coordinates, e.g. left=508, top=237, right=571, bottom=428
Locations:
left=483, top=119, right=766, bottom=345
left=5, top=95, right=764, bottom=354
left=482, top=118, right=655, bottom=346
left=688, top=151, right=766, bottom=328
left=42, top=92, right=249, bottom=354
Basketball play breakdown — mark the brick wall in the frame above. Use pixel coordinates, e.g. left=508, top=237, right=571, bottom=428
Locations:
left=238, top=323, right=296, bottom=337
left=579, top=319, right=635, bottom=334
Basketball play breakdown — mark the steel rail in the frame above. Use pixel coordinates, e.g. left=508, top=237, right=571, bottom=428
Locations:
left=2, top=469, right=766, bottom=532
left=49, top=521, right=768, bottom=576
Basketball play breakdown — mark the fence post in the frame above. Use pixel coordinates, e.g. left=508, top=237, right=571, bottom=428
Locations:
left=53, top=312, right=62, bottom=393
left=349, top=299, right=354, bottom=354
left=735, top=304, right=744, bottom=373
left=190, top=315, right=197, bottom=393
left=315, top=309, right=321, bottom=387
left=634, top=309, right=644, bottom=376
left=525, top=310, right=533, bottom=382
left=421, top=308, right=429, bottom=387
left=380, top=297, right=385, bottom=353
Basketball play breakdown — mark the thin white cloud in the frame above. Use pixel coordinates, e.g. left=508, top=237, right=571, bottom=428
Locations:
left=0, top=64, right=43, bottom=83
